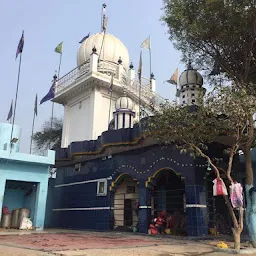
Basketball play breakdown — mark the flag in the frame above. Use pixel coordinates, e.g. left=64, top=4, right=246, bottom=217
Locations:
left=108, top=75, right=114, bottom=94
left=34, top=94, right=38, bottom=116
left=79, top=33, right=90, bottom=44
left=138, top=52, right=142, bottom=84
left=141, top=36, right=150, bottom=50
left=16, top=31, right=24, bottom=59
left=7, top=100, right=13, bottom=121
left=167, top=68, right=178, bottom=85
left=55, top=42, right=63, bottom=54
left=40, top=76, right=57, bottom=104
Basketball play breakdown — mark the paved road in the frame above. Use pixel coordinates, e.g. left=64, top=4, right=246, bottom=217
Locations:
left=0, top=230, right=256, bottom=256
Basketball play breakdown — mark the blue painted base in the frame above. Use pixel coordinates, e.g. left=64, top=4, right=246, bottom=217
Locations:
left=186, top=208, right=208, bottom=236
left=52, top=210, right=112, bottom=231
left=186, top=185, right=208, bottom=236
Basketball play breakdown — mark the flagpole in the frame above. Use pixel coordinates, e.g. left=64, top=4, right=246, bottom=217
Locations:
left=108, top=90, right=113, bottom=127
left=49, top=53, right=62, bottom=149
left=149, top=36, right=152, bottom=78
left=29, top=110, right=36, bottom=154
left=57, top=53, right=62, bottom=79
left=139, top=80, right=141, bottom=123
left=10, top=52, right=23, bottom=152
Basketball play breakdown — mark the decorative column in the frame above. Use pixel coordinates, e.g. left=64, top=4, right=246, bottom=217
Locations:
left=185, top=184, right=208, bottom=236
left=0, top=178, right=6, bottom=221
left=33, top=180, right=49, bottom=230
left=90, top=46, right=98, bottom=73
left=138, top=180, right=151, bottom=233
left=150, top=73, right=156, bottom=92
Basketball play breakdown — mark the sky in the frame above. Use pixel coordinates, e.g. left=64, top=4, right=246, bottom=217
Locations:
left=0, top=0, right=183, bottom=153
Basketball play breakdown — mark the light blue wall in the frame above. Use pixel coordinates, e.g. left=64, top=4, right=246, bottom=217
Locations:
left=0, top=162, right=50, bottom=230
left=0, top=123, right=21, bottom=152
left=3, top=189, right=26, bottom=212
left=0, top=122, right=55, bottom=230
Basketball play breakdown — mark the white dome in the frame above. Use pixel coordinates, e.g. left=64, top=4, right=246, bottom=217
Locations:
left=115, top=95, right=134, bottom=110
left=77, top=32, right=129, bottom=70
left=179, top=66, right=203, bottom=88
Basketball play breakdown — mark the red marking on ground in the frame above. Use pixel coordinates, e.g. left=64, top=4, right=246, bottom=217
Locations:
left=0, top=233, right=162, bottom=251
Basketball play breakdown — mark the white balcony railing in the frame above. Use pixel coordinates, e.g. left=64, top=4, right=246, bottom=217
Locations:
left=54, top=53, right=169, bottom=112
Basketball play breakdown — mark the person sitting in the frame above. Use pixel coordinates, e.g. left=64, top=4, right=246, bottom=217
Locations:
left=154, top=210, right=166, bottom=234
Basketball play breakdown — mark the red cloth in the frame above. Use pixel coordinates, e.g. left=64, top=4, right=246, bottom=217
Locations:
left=155, top=216, right=165, bottom=226
left=2, top=206, right=10, bottom=215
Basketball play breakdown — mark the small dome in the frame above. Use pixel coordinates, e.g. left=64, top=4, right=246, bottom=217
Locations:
left=115, top=95, right=134, bottom=110
left=77, top=32, right=129, bottom=70
left=179, top=64, right=203, bottom=87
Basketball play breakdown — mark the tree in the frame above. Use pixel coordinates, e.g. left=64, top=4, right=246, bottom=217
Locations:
left=162, top=0, right=256, bottom=245
left=32, top=117, right=63, bottom=153
left=147, top=86, right=256, bottom=249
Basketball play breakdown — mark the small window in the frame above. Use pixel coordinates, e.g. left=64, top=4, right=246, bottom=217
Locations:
left=192, top=99, right=195, bottom=104
left=191, top=88, right=195, bottom=91
left=97, top=180, right=107, bottom=196
left=191, top=93, right=195, bottom=97
left=183, top=101, right=186, bottom=104
left=182, top=95, right=185, bottom=98
left=74, top=163, right=81, bottom=172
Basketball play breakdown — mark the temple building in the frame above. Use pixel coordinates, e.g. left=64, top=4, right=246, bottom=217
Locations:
left=46, top=4, right=239, bottom=236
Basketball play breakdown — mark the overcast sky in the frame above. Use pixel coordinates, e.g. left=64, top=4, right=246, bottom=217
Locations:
left=0, top=0, right=183, bottom=153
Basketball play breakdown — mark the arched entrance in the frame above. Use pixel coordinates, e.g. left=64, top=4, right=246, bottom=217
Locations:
left=110, top=173, right=139, bottom=231
left=146, top=168, right=186, bottom=235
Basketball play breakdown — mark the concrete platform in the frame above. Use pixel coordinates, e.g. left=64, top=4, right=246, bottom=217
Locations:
left=0, top=229, right=255, bottom=256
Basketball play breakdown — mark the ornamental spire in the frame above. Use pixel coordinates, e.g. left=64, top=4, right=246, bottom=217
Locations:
left=101, top=3, right=108, bottom=32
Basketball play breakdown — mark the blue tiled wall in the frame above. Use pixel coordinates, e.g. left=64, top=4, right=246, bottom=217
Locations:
left=185, top=185, right=208, bottom=236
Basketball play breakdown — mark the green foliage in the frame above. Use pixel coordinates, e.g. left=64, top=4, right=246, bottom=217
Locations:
left=32, top=117, right=63, bottom=152
left=162, top=0, right=256, bottom=91
left=148, top=86, right=256, bottom=159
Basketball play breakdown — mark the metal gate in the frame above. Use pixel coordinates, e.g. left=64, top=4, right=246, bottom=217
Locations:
left=150, top=188, right=186, bottom=235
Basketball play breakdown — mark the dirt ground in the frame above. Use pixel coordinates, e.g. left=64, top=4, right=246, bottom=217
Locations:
left=0, top=230, right=255, bottom=256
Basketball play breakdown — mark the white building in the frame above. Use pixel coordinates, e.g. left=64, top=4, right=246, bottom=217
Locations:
left=52, top=6, right=167, bottom=148
left=53, top=5, right=205, bottom=148
left=178, top=62, right=206, bottom=106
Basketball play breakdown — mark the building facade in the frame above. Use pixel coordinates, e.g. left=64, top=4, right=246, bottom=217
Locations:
left=0, top=123, right=55, bottom=230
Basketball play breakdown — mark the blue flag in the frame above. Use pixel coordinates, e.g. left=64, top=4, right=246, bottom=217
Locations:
left=7, top=100, right=13, bottom=121
left=79, top=33, right=90, bottom=44
left=40, top=76, right=57, bottom=105
left=16, top=31, right=24, bottom=59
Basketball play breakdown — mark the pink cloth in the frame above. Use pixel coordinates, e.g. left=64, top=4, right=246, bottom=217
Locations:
left=230, top=182, right=243, bottom=208
left=213, top=178, right=228, bottom=196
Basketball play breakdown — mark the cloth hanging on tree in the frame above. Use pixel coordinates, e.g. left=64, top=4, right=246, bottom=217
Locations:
left=230, top=182, right=243, bottom=208
left=213, top=178, right=228, bottom=196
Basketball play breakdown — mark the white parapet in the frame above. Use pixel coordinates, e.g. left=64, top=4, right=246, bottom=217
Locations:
left=90, top=51, right=99, bottom=73
left=128, top=66, right=135, bottom=86
left=151, top=77, right=156, bottom=93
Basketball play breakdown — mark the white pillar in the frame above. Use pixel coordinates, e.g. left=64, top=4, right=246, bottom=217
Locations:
left=151, top=78, right=156, bottom=92
left=128, top=63, right=135, bottom=86
left=90, top=48, right=98, bottom=73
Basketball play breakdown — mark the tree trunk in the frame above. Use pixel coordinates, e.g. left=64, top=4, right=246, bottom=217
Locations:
left=244, top=148, right=253, bottom=185
left=232, top=228, right=242, bottom=250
